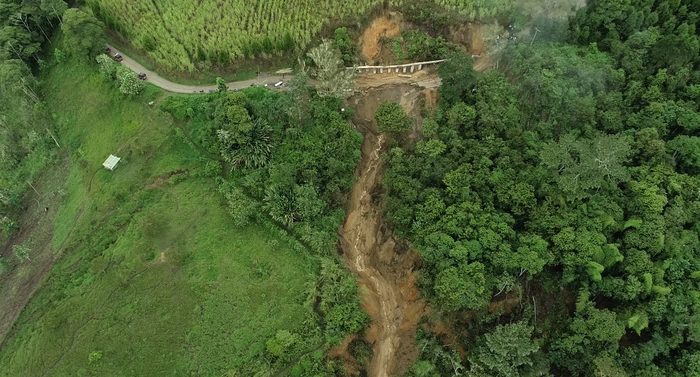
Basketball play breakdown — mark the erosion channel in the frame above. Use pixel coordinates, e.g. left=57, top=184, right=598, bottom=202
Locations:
left=339, top=84, right=429, bottom=377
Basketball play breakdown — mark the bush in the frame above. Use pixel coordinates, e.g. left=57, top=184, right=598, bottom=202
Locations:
left=88, top=350, right=103, bottom=364
left=334, top=27, right=356, bottom=64
left=13, top=244, right=31, bottom=262
left=96, top=54, right=119, bottom=81
left=116, top=66, right=145, bottom=96
left=374, top=101, right=414, bottom=136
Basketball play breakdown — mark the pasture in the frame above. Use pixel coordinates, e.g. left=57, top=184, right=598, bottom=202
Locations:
left=0, top=58, right=321, bottom=376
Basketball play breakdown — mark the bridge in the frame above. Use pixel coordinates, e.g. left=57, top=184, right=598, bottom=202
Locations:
left=347, top=60, right=447, bottom=75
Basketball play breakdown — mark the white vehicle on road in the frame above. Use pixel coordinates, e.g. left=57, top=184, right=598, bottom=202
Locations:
left=274, top=81, right=284, bottom=87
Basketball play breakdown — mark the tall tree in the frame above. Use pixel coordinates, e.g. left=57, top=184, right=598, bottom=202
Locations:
left=438, top=51, right=478, bottom=106
left=540, top=133, right=631, bottom=198
left=40, top=0, right=68, bottom=25
left=374, top=101, right=414, bottom=137
left=468, top=322, right=549, bottom=377
left=306, top=39, right=355, bottom=99
left=61, top=9, right=105, bottom=59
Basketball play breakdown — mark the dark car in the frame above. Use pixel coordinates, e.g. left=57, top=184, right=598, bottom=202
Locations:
left=137, top=73, right=147, bottom=80
left=114, top=53, right=123, bottom=62
left=104, top=46, right=111, bottom=54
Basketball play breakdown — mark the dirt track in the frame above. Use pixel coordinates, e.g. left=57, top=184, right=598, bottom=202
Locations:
left=340, top=85, right=428, bottom=377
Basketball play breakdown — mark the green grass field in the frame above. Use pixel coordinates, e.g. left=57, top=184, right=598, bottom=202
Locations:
left=0, top=58, right=322, bottom=376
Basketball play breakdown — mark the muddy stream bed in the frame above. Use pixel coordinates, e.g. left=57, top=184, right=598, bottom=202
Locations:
left=338, top=85, right=428, bottom=376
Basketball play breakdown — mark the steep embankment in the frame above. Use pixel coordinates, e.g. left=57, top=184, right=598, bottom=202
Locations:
left=340, top=85, right=428, bottom=376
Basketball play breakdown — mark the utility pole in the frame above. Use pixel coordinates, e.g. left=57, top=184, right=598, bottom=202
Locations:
left=530, top=28, right=541, bottom=48
left=46, top=128, right=60, bottom=148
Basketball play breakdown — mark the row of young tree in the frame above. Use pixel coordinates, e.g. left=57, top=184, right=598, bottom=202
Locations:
left=386, top=0, right=700, bottom=375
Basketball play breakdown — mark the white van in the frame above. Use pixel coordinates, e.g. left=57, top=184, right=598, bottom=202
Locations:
left=274, top=81, right=284, bottom=87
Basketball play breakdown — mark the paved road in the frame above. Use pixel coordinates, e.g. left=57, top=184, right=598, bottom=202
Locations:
left=107, top=45, right=292, bottom=93
left=107, top=45, right=442, bottom=93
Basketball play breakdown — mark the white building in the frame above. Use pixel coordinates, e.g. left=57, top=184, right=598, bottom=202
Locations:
left=102, top=154, right=121, bottom=171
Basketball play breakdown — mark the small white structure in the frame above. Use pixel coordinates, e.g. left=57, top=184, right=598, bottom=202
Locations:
left=102, top=154, right=121, bottom=171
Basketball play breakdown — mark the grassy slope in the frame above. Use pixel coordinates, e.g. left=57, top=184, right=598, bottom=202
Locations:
left=0, top=59, right=317, bottom=376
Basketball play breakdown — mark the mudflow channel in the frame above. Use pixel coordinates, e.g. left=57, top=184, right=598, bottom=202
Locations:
left=340, top=86, right=426, bottom=377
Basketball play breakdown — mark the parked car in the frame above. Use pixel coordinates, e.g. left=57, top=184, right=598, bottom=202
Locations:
left=114, top=53, right=123, bottom=62
left=104, top=46, right=111, bottom=54
left=274, top=81, right=284, bottom=87
left=137, top=73, right=147, bottom=80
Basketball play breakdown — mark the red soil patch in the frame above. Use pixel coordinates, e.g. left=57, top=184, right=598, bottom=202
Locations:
left=329, top=334, right=362, bottom=374
left=468, top=23, right=490, bottom=72
left=358, top=14, right=402, bottom=64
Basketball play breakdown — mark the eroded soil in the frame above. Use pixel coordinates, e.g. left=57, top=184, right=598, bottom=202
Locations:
left=358, top=13, right=403, bottom=64
left=339, top=85, right=428, bottom=376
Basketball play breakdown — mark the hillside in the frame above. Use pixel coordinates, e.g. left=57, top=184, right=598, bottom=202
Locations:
left=1, top=0, right=700, bottom=376
left=86, top=0, right=520, bottom=72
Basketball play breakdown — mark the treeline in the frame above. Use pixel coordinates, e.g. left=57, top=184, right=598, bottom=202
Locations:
left=0, top=0, right=109, bottom=240
left=161, top=77, right=362, bottom=256
left=0, top=0, right=68, bottom=233
left=386, top=1, right=700, bottom=376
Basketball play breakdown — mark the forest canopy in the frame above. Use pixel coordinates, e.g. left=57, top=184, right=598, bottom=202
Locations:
left=1, top=0, right=700, bottom=375
left=393, top=0, right=700, bottom=375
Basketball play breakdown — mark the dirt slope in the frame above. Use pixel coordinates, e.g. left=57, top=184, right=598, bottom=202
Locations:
left=340, top=85, right=427, bottom=376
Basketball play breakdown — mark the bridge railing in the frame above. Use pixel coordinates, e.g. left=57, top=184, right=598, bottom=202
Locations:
left=346, top=59, right=447, bottom=74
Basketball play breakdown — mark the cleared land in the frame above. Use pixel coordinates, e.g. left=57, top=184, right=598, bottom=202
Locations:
left=0, top=59, right=320, bottom=376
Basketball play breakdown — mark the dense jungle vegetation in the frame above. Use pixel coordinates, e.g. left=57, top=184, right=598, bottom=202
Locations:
left=389, top=0, right=700, bottom=376
left=0, top=0, right=65, bottom=234
left=1, top=0, right=700, bottom=376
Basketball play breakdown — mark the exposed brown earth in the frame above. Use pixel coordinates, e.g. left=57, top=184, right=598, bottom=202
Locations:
left=339, top=85, right=429, bottom=377
left=358, top=13, right=403, bottom=64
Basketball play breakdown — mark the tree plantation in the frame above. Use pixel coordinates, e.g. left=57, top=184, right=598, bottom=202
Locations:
left=87, top=0, right=384, bottom=71
left=84, top=0, right=523, bottom=71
